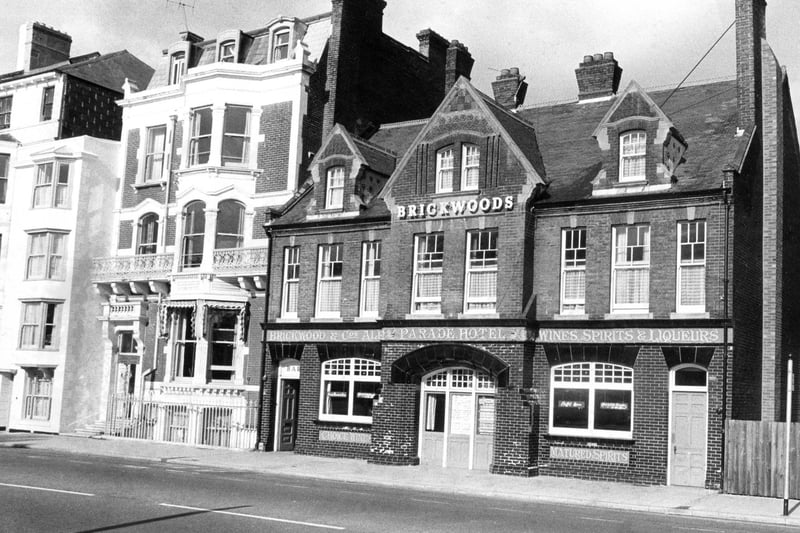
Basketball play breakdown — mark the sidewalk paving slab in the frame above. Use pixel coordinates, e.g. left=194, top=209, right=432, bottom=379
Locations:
left=2, top=432, right=798, bottom=528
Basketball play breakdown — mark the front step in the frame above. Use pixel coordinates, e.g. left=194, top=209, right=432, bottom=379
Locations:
left=72, top=421, right=106, bottom=437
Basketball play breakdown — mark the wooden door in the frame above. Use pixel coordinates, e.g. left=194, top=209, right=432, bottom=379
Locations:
left=671, top=391, right=707, bottom=486
left=279, top=379, right=299, bottom=451
left=420, top=392, right=445, bottom=465
left=0, top=373, right=12, bottom=428
left=446, top=393, right=472, bottom=468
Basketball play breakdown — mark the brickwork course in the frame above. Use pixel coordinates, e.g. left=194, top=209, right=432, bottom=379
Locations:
left=258, top=0, right=800, bottom=490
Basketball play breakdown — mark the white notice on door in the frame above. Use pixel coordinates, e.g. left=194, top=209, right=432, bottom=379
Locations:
left=478, top=396, right=495, bottom=435
left=449, top=394, right=473, bottom=435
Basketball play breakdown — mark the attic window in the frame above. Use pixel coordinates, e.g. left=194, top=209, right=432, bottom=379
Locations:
left=325, top=166, right=345, bottom=209
left=219, top=40, right=236, bottom=63
left=461, top=144, right=480, bottom=191
left=435, top=148, right=454, bottom=193
left=272, top=29, right=290, bottom=62
left=169, top=52, right=186, bottom=85
left=619, top=131, right=646, bottom=182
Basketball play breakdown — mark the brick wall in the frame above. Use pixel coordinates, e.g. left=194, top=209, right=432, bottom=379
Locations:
left=117, top=220, right=133, bottom=249
left=256, top=102, right=293, bottom=194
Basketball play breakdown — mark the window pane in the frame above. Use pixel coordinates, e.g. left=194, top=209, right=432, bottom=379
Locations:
left=425, top=393, right=446, bottom=432
left=552, top=388, right=589, bottom=429
left=675, top=368, right=707, bottom=387
left=594, top=389, right=632, bottom=432
left=323, top=381, right=349, bottom=415
left=353, top=381, right=379, bottom=417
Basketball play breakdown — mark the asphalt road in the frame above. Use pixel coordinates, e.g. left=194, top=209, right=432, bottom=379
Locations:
left=0, top=447, right=793, bottom=533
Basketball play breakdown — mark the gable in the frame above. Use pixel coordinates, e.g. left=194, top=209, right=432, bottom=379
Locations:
left=609, top=91, right=659, bottom=123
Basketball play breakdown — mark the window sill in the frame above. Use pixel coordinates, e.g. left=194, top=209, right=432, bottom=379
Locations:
left=354, top=316, right=380, bottom=322
left=275, top=317, right=300, bottom=323
left=553, top=313, right=588, bottom=320
left=404, top=313, right=445, bottom=320
left=670, top=312, right=710, bottom=319
left=604, top=312, right=653, bottom=320
left=430, top=189, right=482, bottom=198
left=457, top=312, right=499, bottom=319
left=313, top=419, right=372, bottom=428
left=311, top=317, right=342, bottom=322
left=132, top=180, right=166, bottom=190
left=544, top=432, right=635, bottom=443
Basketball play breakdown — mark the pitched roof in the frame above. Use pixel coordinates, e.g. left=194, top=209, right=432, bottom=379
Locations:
left=60, top=50, right=153, bottom=92
left=368, top=119, right=425, bottom=156
left=268, top=185, right=391, bottom=229
left=517, top=78, right=743, bottom=204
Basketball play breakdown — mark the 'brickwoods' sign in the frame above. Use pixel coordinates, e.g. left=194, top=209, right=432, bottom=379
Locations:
left=396, top=195, right=515, bottom=220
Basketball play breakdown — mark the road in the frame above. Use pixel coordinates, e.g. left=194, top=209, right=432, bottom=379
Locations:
left=0, top=446, right=792, bottom=533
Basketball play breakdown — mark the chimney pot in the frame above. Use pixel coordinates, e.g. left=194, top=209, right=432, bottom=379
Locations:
left=500, top=68, right=510, bottom=77
left=509, top=67, right=520, bottom=76
left=593, top=53, right=603, bottom=61
left=603, top=51, right=614, bottom=60
left=583, top=55, right=593, bottom=63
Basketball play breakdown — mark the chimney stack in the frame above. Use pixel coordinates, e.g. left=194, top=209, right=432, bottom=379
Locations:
left=16, top=22, right=72, bottom=72
left=445, top=40, right=474, bottom=92
left=575, top=52, right=622, bottom=101
left=491, top=67, right=528, bottom=110
left=735, top=0, right=766, bottom=130
left=416, top=29, right=449, bottom=66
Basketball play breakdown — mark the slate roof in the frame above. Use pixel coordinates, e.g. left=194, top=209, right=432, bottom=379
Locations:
left=516, top=78, right=743, bottom=204
left=0, top=51, right=153, bottom=93
left=268, top=185, right=391, bottom=229
left=368, top=119, right=425, bottom=158
left=352, top=136, right=397, bottom=176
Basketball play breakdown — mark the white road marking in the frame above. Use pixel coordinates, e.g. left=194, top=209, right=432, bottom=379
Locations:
left=488, top=507, right=528, bottom=513
left=410, top=497, right=450, bottom=505
left=0, top=481, right=95, bottom=496
left=675, top=528, right=721, bottom=532
left=159, top=503, right=345, bottom=530
left=119, top=464, right=148, bottom=469
left=578, top=516, right=624, bottom=524
left=275, top=482, right=314, bottom=489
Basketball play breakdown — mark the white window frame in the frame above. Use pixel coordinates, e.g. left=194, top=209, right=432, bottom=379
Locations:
left=169, top=52, right=186, bottom=85
left=412, top=233, right=444, bottom=314
left=144, top=125, right=166, bottom=182
left=464, top=229, right=497, bottom=313
left=281, top=246, right=300, bottom=318
left=611, top=225, right=650, bottom=313
left=172, top=309, right=196, bottom=380
left=325, top=166, right=345, bottom=209
left=214, top=200, right=244, bottom=249
left=319, top=358, right=381, bottom=423
left=40, top=86, right=55, bottom=121
left=560, top=228, right=586, bottom=315
left=0, top=95, right=11, bottom=129
left=19, top=301, right=61, bottom=350
left=550, top=362, right=634, bottom=439
left=137, top=213, right=159, bottom=255
left=181, top=201, right=205, bottom=269
left=26, top=231, right=67, bottom=280
left=360, top=241, right=381, bottom=317
left=0, top=152, right=8, bottom=204
left=677, top=220, right=706, bottom=313
left=208, top=309, right=237, bottom=382
left=435, top=148, right=454, bottom=193
left=461, top=144, right=480, bottom=191
left=189, top=107, right=213, bottom=166
left=619, top=131, right=647, bottom=182
left=221, top=105, right=251, bottom=166
left=316, top=243, right=343, bottom=318
left=218, top=40, right=236, bottom=63
left=271, top=29, right=291, bottom=62
left=23, top=367, right=54, bottom=421
left=32, top=161, right=70, bottom=208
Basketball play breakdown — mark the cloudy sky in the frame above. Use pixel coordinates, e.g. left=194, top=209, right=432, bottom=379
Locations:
left=0, top=0, right=797, bottom=125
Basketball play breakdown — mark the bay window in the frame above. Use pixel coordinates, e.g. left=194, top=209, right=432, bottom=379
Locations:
left=611, top=225, right=650, bottom=312
left=33, top=161, right=70, bottom=208
left=172, top=309, right=196, bottom=379
left=26, top=231, right=66, bottom=280
left=464, top=229, right=497, bottom=313
left=23, top=367, right=53, bottom=421
left=189, top=107, right=213, bottom=165
left=221, top=106, right=250, bottom=165
left=19, top=301, right=61, bottom=350
left=181, top=201, right=205, bottom=268
left=316, top=243, right=343, bottom=317
left=320, top=358, right=381, bottom=423
left=412, top=233, right=444, bottom=313
left=550, top=362, right=633, bottom=438
left=209, top=310, right=237, bottom=381
left=561, top=228, right=586, bottom=314
left=677, top=220, right=706, bottom=313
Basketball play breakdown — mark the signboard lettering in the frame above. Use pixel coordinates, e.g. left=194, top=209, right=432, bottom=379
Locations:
left=537, top=327, right=728, bottom=345
left=550, top=446, right=630, bottom=465
left=396, top=195, right=515, bottom=220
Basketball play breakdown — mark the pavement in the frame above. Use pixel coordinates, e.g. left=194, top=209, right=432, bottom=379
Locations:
left=1, top=432, right=798, bottom=528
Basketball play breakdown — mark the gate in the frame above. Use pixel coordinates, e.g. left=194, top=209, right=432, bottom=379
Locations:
left=724, top=420, right=800, bottom=497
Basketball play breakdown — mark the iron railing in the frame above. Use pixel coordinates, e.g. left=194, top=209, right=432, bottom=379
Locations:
left=92, top=253, right=174, bottom=282
left=107, top=394, right=258, bottom=449
left=212, top=246, right=269, bottom=273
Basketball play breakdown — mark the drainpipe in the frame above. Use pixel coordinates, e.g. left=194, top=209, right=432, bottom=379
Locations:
left=720, top=174, right=733, bottom=491
left=161, top=114, right=177, bottom=254
left=255, top=223, right=274, bottom=451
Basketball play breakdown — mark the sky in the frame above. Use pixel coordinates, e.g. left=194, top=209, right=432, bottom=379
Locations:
left=0, top=0, right=797, bottom=127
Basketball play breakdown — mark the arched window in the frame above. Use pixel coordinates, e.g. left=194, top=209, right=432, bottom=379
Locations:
left=319, top=358, right=381, bottom=423
left=619, top=131, right=646, bottom=182
left=550, top=362, right=634, bottom=438
left=271, top=28, right=290, bottom=62
left=218, top=40, right=236, bottom=62
left=182, top=201, right=205, bottom=268
left=215, top=200, right=244, bottom=249
left=137, top=213, right=159, bottom=255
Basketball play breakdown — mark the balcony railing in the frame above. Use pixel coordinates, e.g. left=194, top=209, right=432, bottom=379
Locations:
left=213, top=246, right=269, bottom=274
left=92, top=253, right=174, bottom=282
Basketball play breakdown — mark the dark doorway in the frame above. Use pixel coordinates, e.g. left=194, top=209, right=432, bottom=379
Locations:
left=278, top=379, right=300, bottom=451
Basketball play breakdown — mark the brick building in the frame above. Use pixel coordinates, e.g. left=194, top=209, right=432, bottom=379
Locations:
left=89, top=0, right=472, bottom=448
left=0, top=22, right=153, bottom=432
left=260, top=0, right=799, bottom=488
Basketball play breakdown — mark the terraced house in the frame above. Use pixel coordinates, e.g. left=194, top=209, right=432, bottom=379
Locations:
left=90, top=0, right=473, bottom=448
left=260, top=0, right=799, bottom=488
left=0, top=22, right=152, bottom=433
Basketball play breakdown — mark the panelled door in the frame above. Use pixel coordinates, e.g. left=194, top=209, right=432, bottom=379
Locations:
left=0, top=373, right=13, bottom=428
left=278, top=379, right=300, bottom=451
left=419, top=368, right=496, bottom=470
left=670, top=366, right=708, bottom=487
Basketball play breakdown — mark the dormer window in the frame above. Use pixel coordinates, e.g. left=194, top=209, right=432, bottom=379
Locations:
left=169, top=52, right=186, bottom=85
left=619, top=131, right=646, bottom=182
left=272, top=29, right=290, bottom=62
left=325, top=166, right=345, bottom=209
left=435, top=148, right=454, bottom=193
left=218, top=40, right=236, bottom=63
left=461, top=144, right=480, bottom=190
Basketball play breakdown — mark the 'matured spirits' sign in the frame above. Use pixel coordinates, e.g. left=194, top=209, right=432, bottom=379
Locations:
left=396, top=195, right=515, bottom=220
left=550, top=446, right=630, bottom=464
